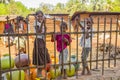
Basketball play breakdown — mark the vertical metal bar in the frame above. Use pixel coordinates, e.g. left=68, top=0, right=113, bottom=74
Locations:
left=26, top=15, right=30, bottom=80
left=114, top=16, right=119, bottom=67
left=53, top=17, right=57, bottom=77
left=44, top=17, right=47, bottom=80
left=67, top=16, right=72, bottom=80
left=96, top=17, right=100, bottom=69
left=68, top=16, right=71, bottom=73
left=0, top=40, right=1, bottom=80
left=6, top=16, right=12, bottom=80
left=83, top=18, right=86, bottom=75
left=61, top=17, right=64, bottom=77
left=18, top=18, right=21, bottom=80
left=76, top=16, right=79, bottom=79
left=108, top=18, right=112, bottom=67
left=90, top=18, right=93, bottom=70
left=102, top=17, right=106, bottom=75
left=8, top=33, right=12, bottom=80
left=16, top=16, right=21, bottom=80
left=35, top=16, right=39, bottom=77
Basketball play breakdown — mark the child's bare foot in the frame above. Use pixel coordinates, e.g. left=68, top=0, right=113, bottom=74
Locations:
left=81, top=71, right=85, bottom=75
left=63, top=74, right=67, bottom=79
left=86, top=66, right=91, bottom=75
left=87, top=72, right=91, bottom=75
left=63, top=69, right=67, bottom=79
left=57, top=75, right=62, bottom=79
left=81, top=72, right=85, bottom=75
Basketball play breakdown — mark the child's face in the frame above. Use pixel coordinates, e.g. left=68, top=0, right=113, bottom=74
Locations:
left=37, top=13, right=43, bottom=22
left=60, top=25, right=67, bottom=32
left=20, top=20, right=24, bottom=24
left=86, top=18, right=93, bottom=29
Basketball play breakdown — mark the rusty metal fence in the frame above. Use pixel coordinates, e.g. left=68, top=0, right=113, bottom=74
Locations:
left=0, top=12, right=120, bottom=80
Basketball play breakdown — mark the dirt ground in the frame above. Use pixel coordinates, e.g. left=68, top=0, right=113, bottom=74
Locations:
left=0, top=33, right=120, bottom=80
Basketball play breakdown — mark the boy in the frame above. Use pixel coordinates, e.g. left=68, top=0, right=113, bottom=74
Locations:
left=72, top=16, right=94, bottom=75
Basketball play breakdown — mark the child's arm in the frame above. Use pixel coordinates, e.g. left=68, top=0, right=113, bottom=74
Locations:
left=75, top=16, right=84, bottom=29
left=38, top=17, right=46, bottom=33
left=14, top=44, right=17, bottom=55
left=13, top=38, right=17, bottom=54
left=63, top=38, right=70, bottom=45
left=51, top=33, right=56, bottom=42
left=43, top=18, right=47, bottom=33
left=6, top=41, right=14, bottom=47
left=24, top=39, right=26, bottom=53
left=35, top=22, right=44, bottom=33
left=64, top=35, right=72, bottom=45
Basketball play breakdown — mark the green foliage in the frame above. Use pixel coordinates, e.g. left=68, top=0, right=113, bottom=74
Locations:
left=0, top=0, right=120, bottom=17
left=42, top=3, right=53, bottom=14
left=53, top=3, right=66, bottom=14
left=0, top=1, right=31, bottom=16
left=111, top=0, right=120, bottom=11
left=0, top=3, right=9, bottom=15
left=65, top=0, right=83, bottom=15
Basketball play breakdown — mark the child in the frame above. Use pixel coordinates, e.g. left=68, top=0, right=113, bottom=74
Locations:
left=3, top=21, right=14, bottom=47
left=51, top=21, right=72, bottom=79
left=13, top=29, right=26, bottom=54
left=18, top=16, right=24, bottom=31
left=32, top=10, right=51, bottom=77
left=75, top=16, right=94, bottom=75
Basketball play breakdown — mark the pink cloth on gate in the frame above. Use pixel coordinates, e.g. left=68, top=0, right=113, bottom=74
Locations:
left=55, top=34, right=71, bottom=52
left=5, top=24, right=10, bottom=29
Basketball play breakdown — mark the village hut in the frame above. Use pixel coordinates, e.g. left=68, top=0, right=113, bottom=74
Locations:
left=0, top=15, right=17, bottom=34
left=28, top=14, right=69, bottom=33
left=71, top=11, right=120, bottom=44
left=71, top=11, right=120, bottom=31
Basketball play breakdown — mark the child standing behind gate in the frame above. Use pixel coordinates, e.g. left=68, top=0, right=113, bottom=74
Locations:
left=13, top=29, right=26, bottom=55
left=51, top=21, right=72, bottom=79
left=74, top=16, right=94, bottom=75
left=32, top=10, right=51, bottom=77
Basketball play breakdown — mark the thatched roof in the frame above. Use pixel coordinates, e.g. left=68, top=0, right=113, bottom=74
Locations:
left=0, top=15, right=17, bottom=22
left=71, top=11, right=120, bottom=21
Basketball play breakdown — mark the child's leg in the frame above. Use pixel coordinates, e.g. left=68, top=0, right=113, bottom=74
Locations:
left=81, top=48, right=86, bottom=75
left=59, top=48, right=68, bottom=79
left=62, top=48, right=68, bottom=79
left=84, top=48, right=91, bottom=75
left=86, top=66, right=91, bottom=75
left=81, top=48, right=91, bottom=75
left=37, top=68, right=42, bottom=77
left=63, top=69, right=67, bottom=79
left=59, top=52, right=63, bottom=76
left=81, top=67, right=85, bottom=75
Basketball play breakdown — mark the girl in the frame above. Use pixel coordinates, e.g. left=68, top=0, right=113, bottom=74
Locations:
left=51, top=21, right=72, bottom=79
left=32, top=10, right=51, bottom=77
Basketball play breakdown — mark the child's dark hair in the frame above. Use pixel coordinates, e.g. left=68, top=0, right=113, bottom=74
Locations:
left=17, top=16, right=24, bottom=22
left=87, top=16, right=94, bottom=24
left=71, top=11, right=80, bottom=21
left=60, top=21, right=68, bottom=30
left=36, top=10, right=43, bottom=16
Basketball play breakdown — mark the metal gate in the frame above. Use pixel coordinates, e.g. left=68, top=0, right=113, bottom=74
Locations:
left=0, top=12, right=120, bottom=80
